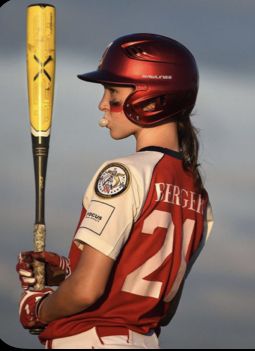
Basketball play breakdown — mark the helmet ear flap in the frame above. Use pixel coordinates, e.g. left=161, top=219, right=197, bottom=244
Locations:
left=124, top=89, right=197, bottom=127
left=124, top=90, right=177, bottom=127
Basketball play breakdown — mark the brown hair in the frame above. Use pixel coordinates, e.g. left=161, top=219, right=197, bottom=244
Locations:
left=177, top=116, right=206, bottom=197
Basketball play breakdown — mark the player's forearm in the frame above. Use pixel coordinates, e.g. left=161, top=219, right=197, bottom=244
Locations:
left=38, top=275, right=92, bottom=323
left=38, top=244, right=114, bottom=323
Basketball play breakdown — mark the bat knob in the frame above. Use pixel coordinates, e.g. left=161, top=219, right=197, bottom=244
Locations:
left=29, top=327, right=44, bottom=335
left=99, top=118, right=109, bottom=127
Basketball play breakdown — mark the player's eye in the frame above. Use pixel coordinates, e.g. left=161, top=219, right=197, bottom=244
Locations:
left=109, top=88, right=118, bottom=94
left=103, top=85, right=118, bottom=94
left=110, top=99, right=122, bottom=107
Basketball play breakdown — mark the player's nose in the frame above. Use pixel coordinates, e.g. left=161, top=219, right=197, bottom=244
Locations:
left=98, top=94, right=110, bottom=112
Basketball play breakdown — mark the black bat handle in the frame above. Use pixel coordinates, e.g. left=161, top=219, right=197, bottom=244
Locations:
left=29, top=136, right=49, bottom=335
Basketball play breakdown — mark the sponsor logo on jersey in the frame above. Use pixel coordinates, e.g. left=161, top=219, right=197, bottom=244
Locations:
left=80, top=200, right=115, bottom=236
left=86, top=212, right=102, bottom=222
left=95, top=163, right=130, bottom=198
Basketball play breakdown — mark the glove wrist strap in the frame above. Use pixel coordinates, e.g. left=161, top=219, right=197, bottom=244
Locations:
left=35, top=291, right=53, bottom=325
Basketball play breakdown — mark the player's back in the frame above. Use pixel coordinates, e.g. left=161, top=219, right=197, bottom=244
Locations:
left=77, top=147, right=209, bottom=332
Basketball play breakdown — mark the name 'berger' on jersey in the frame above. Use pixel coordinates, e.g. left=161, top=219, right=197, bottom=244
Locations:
left=155, top=182, right=205, bottom=214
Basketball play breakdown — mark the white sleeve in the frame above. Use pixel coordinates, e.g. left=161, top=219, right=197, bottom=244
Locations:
left=74, top=161, right=143, bottom=260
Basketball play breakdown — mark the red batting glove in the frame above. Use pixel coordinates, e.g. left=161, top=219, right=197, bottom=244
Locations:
left=16, top=252, right=35, bottom=290
left=19, top=288, right=53, bottom=330
left=16, top=251, right=71, bottom=289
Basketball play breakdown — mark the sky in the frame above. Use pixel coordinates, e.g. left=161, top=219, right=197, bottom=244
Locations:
left=1, top=0, right=255, bottom=349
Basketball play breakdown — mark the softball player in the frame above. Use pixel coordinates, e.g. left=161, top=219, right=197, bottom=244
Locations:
left=17, top=33, right=213, bottom=349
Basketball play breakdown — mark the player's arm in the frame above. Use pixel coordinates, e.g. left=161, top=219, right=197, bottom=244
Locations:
left=19, top=161, right=140, bottom=330
left=37, top=243, right=114, bottom=323
left=18, top=233, right=115, bottom=330
left=38, top=162, right=140, bottom=322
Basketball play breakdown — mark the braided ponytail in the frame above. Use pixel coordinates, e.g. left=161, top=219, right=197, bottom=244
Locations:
left=177, top=116, right=205, bottom=197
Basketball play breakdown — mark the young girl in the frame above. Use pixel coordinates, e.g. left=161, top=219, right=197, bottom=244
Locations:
left=17, top=33, right=213, bottom=349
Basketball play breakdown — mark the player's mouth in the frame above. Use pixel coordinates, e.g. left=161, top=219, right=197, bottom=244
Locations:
left=99, top=116, right=110, bottom=128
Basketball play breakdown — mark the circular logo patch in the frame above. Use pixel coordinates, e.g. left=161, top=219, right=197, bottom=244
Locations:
left=95, top=163, right=130, bottom=198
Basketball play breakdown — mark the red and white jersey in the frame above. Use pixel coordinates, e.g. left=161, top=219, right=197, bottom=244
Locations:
left=40, top=146, right=213, bottom=343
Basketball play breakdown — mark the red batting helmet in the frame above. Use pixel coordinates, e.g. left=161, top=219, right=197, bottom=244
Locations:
left=78, top=33, right=199, bottom=127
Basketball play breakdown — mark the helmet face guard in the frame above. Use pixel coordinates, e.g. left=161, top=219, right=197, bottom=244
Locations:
left=78, top=33, right=198, bottom=127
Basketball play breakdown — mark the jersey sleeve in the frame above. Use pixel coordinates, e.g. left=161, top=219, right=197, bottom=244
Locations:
left=74, top=161, right=144, bottom=260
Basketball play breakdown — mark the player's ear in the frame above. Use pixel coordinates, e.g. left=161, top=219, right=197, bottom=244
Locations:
left=142, top=101, right=157, bottom=111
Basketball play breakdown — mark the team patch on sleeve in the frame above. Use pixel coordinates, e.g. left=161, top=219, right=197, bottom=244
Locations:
left=95, top=163, right=130, bottom=198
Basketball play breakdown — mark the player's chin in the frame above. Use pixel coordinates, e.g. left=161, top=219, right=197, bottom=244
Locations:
left=109, top=129, right=131, bottom=140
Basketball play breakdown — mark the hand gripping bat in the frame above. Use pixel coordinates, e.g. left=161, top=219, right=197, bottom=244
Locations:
left=26, top=3, right=56, bottom=334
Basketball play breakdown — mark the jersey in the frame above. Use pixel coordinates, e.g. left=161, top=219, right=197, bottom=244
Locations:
left=39, top=146, right=213, bottom=344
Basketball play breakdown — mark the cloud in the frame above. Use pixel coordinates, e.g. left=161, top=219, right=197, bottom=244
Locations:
left=1, top=0, right=255, bottom=74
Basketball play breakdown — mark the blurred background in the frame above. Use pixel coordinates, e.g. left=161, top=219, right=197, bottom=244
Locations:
left=0, top=0, right=254, bottom=348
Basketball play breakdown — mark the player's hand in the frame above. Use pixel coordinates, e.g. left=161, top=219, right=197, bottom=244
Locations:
left=19, top=288, right=53, bottom=330
left=16, top=251, right=71, bottom=289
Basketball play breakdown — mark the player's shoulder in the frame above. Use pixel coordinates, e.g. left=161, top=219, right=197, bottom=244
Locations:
left=103, top=150, right=164, bottom=176
left=93, top=151, right=164, bottom=198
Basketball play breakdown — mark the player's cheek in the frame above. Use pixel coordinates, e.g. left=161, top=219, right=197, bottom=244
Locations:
left=110, top=104, right=124, bottom=113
